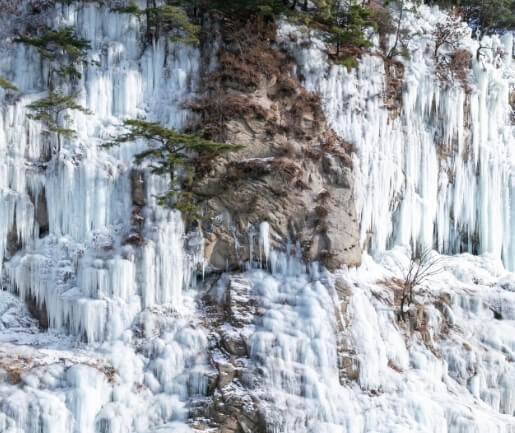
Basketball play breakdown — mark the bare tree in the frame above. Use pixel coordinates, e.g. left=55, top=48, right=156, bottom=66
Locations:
left=432, top=12, right=470, bottom=91
left=387, top=0, right=405, bottom=59
left=433, top=13, right=467, bottom=58
left=398, top=248, right=445, bottom=321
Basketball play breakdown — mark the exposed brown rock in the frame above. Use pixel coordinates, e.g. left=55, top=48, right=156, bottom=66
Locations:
left=193, top=15, right=361, bottom=272
left=35, top=189, right=49, bottom=237
left=24, top=293, right=48, bottom=329
left=383, top=58, right=404, bottom=118
left=334, top=280, right=360, bottom=384
left=6, top=219, right=21, bottom=258
left=130, top=169, right=146, bottom=207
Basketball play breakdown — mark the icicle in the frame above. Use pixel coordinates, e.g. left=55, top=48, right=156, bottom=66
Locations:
left=278, top=8, right=514, bottom=271
left=259, top=221, right=270, bottom=267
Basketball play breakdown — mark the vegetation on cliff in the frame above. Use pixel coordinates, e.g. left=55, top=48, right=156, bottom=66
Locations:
left=14, top=26, right=94, bottom=80
left=111, top=2, right=201, bottom=44
left=109, top=0, right=384, bottom=69
left=104, top=119, right=242, bottom=218
left=429, top=0, right=515, bottom=33
left=0, top=76, right=18, bottom=92
left=27, top=90, right=92, bottom=154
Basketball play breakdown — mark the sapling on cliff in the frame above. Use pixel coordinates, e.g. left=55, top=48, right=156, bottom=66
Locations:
left=27, top=89, right=92, bottom=155
left=399, top=248, right=445, bottom=321
left=14, top=26, right=94, bottom=82
left=104, top=119, right=242, bottom=219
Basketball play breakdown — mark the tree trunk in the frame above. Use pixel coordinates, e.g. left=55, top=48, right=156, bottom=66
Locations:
left=388, top=0, right=404, bottom=58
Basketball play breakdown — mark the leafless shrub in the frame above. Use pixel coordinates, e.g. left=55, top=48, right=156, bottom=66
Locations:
left=433, top=13, right=471, bottom=92
left=436, top=48, right=472, bottom=92
left=0, top=1, right=20, bottom=15
left=374, top=5, right=396, bottom=35
left=398, top=248, right=445, bottom=321
left=433, top=13, right=467, bottom=58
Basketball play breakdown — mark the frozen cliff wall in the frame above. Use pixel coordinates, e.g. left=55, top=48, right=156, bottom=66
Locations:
left=0, top=3, right=214, bottom=431
left=0, top=0, right=203, bottom=342
left=279, top=4, right=514, bottom=271
left=0, top=1, right=513, bottom=433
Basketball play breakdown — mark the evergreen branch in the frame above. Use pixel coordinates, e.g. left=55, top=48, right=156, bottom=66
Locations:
left=0, top=76, right=18, bottom=92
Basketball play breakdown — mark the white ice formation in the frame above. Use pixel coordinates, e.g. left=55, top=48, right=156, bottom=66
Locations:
left=0, top=1, right=513, bottom=432
left=280, top=5, right=514, bottom=271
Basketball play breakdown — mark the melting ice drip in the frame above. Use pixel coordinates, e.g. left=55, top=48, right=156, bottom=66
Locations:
left=280, top=4, right=514, bottom=271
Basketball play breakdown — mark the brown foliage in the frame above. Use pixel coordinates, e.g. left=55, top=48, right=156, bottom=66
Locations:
left=436, top=48, right=472, bottom=93
left=191, top=15, right=294, bottom=141
left=214, top=51, right=261, bottom=90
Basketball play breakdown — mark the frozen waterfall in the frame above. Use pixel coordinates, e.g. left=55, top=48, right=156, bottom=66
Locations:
left=0, top=1, right=514, bottom=433
left=280, top=4, right=514, bottom=271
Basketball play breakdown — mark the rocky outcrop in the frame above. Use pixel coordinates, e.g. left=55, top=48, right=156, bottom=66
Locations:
left=124, top=169, right=146, bottom=246
left=193, top=17, right=361, bottom=271
left=5, top=220, right=21, bottom=258
left=24, top=294, right=48, bottom=329
left=192, top=275, right=266, bottom=433
left=130, top=169, right=146, bottom=207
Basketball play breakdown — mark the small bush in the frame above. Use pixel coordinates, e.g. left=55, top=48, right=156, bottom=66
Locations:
left=336, top=54, right=359, bottom=71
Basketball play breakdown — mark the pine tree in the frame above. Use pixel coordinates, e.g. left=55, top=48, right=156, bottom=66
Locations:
left=14, top=26, right=93, bottom=81
left=327, top=5, right=377, bottom=51
left=0, top=76, right=18, bottom=92
left=112, top=2, right=201, bottom=44
left=462, top=0, right=515, bottom=33
left=27, top=90, right=92, bottom=155
left=104, top=119, right=242, bottom=218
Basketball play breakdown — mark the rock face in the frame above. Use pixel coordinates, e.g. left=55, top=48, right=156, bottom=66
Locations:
left=193, top=18, right=361, bottom=271
left=193, top=276, right=267, bottom=433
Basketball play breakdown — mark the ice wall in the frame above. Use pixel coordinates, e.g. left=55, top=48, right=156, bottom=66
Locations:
left=0, top=1, right=211, bottom=432
left=0, top=1, right=514, bottom=432
left=280, top=4, right=514, bottom=271
left=214, top=248, right=515, bottom=432
left=0, top=0, right=202, bottom=342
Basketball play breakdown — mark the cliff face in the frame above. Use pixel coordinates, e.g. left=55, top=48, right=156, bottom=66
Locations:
left=283, top=12, right=514, bottom=271
left=192, top=17, right=361, bottom=271
left=0, top=2, right=514, bottom=433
